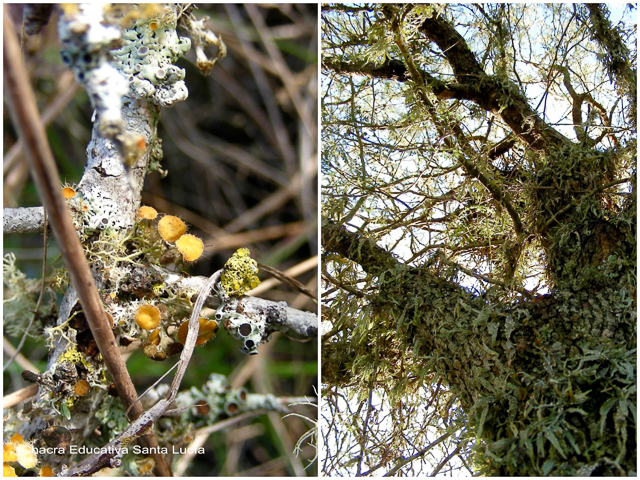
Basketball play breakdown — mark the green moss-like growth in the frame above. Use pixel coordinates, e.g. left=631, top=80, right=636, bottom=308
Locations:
left=352, top=261, right=636, bottom=475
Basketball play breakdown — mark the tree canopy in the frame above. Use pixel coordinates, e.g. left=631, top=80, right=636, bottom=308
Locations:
left=321, top=3, right=635, bottom=476
left=4, top=4, right=317, bottom=476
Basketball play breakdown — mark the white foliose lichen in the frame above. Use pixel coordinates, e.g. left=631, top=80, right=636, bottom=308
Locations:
left=77, top=186, right=131, bottom=233
left=112, top=10, right=191, bottom=107
left=58, top=4, right=129, bottom=139
left=215, top=301, right=267, bottom=355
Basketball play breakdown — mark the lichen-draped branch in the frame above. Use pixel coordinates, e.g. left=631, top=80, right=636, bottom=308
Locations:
left=321, top=220, right=401, bottom=277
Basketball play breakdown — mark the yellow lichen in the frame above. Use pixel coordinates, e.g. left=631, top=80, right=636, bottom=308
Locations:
left=157, top=215, right=187, bottom=242
left=74, top=380, right=90, bottom=397
left=175, top=234, right=204, bottom=262
left=62, top=187, right=76, bottom=199
left=148, top=329, right=160, bottom=346
left=58, top=344, right=92, bottom=372
left=135, top=305, right=161, bottom=330
left=3, top=443, right=17, bottom=463
left=3, top=463, right=17, bottom=477
left=40, top=465, right=53, bottom=477
left=220, top=248, right=260, bottom=296
left=177, top=318, right=218, bottom=346
left=137, top=206, right=158, bottom=220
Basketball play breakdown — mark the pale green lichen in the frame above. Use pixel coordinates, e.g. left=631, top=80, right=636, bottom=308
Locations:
left=111, top=7, right=191, bottom=107
left=3, top=253, right=57, bottom=338
left=220, top=248, right=261, bottom=296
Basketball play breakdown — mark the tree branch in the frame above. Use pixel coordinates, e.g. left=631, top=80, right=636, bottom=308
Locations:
left=321, top=220, right=401, bottom=277
left=3, top=6, right=173, bottom=475
left=322, top=55, right=479, bottom=101
left=418, top=11, right=570, bottom=151
left=584, top=4, right=637, bottom=116
left=155, top=266, right=318, bottom=340
left=3, top=206, right=46, bottom=234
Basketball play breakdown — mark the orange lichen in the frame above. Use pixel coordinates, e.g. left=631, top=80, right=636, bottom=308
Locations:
left=3, top=443, right=17, bottom=463
left=135, top=305, right=161, bottom=330
left=3, top=463, right=17, bottom=477
left=137, top=457, right=155, bottom=475
left=175, top=234, right=204, bottom=262
left=177, top=318, right=218, bottom=346
left=62, top=187, right=76, bottom=199
left=142, top=344, right=166, bottom=361
left=40, top=466, right=53, bottom=477
left=148, top=329, right=161, bottom=346
left=74, top=380, right=90, bottom=397
left=137, top=206, right=158, bottom=220
left=157, top=215, right=187, bottom=242
left=10, top=434, right=23, bottom=445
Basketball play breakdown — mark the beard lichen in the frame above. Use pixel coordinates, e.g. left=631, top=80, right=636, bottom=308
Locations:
left=327, top=233, right=635, bottom=475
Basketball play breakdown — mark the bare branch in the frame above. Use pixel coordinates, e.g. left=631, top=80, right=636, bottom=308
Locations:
left=3, top=206, right=45, bottom=234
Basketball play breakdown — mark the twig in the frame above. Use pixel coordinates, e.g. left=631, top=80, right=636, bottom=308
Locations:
left=3, top=384, right=39, bottom=410
left=257, top=257, right=319, bottom=301
left=437, top=251, right=534, bottom=299
left=3, top=73, right=79, bottom=176
left=3, top=206, right=46, bottom=234
left=383, top=430, right=453, bottom=477
left=3, top=336, right=40, bottom=373
left=430, top=443, right=463, bottom=476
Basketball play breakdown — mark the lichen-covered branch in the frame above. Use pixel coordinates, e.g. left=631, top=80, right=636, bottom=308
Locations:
left=4, top=5, right=316, bottom=476
left=3, top=206, right=46, bottom=234
left=321, top=220, right=401, bottom=277
left=4, top=5, right=174, bottom=475
left=583, top=3, right=637, bottom=120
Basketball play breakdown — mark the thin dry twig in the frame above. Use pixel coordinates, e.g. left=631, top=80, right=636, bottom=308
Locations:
left=257, top=257, right=319, bottom=301
left=3, top=384, right=39, bottom=410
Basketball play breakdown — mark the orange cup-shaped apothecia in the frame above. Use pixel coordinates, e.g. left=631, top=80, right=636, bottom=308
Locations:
left=135, top=305, right=161, bottom=330
left=3, top=442, right=17, bottom=462
left=62, top=187, right=76, bottom=199
left=178, top=318, right=219, bottom=346
left=137, top=206, right=158, bottom=220
left=40, top=466, right=53, bottom=477
left=3, top=464, right=17, bottom=477
left=148, top=329, right=161, bottom=346
left=175, top=234, right=204, bottom=262
left=157, top=215, right=187, bottom=242
left=74, top=380, right=90, bottom=397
